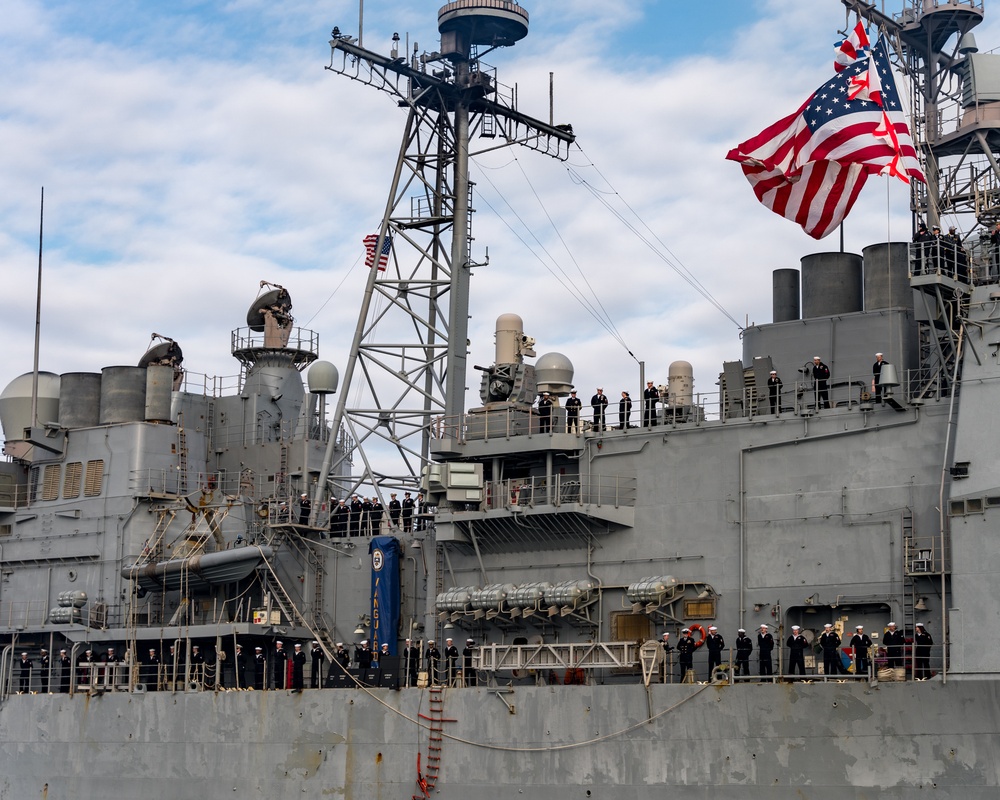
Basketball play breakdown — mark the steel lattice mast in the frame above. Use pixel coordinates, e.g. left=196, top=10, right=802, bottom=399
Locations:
left=312, top=2, right=575, bottom=512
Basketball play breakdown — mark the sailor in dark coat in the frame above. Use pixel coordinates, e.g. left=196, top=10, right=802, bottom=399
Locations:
left=914, top=623, right=933, bottom=680
left=617, top=391, right=632, bottom=429
left=58, top=650, right=72, bottom=693
left=757, top=625, right=774, bottom=676
left=786, top=626, right=808, bottom=675
left=388, top=493, right=402, bottom=528
left=425, top=640, right=441, bottom=685
left=767, top=370, right=782, bottom=414
left=812, top=356, right=831, bottom=409
left=253, top=647, right=266, bottom=690
left=565, top=390, right=582, bottom=433
left=370, top=498, right=384, bottom=535
left=334, top=642, right=351, bottom=672
left=298, top=493, right=311, bottom=524
left=850, top=625, right=873, bottom=676
left=356, top=640, right=373, bottom=670
left=676, top=629, right=696, bottom=680
left=39, top=649, right=51, bottom=693
left=234, top=644, right=247, bottom=689
left=883, top=621, right=905, bottom=669
left=444, top=638, right=460, bottom=685
left=590, top=389, right=608, bottom=431
left=735, top=629, right=753, bottom=677
left=462, top=639, right=477, bottom=687
left=17, top=653, right=32, bottom=693
left=705, top=626, right=725, bottom=679
left=142, top=648, right=159, bottom=691
left=643, top=381, right=659, bottom=427
left=273, top=641, right=288, bottom=689
left=310, top=641, right=324, bottom=689
left=403, top=639, right=420, bottom=687
left=872, top=353, right=885, bottom=403
left=537, top=392, right=553, bottom=433
left=401, top=492, right=415, bottom=533
left=291, top=644, right=306, bottom=692
left=819, top=623, right=844, bottom=676
left=350, top=496, right=364, bottom=537
left=330, top=500, right=350, bottom=537
left=190, top=645, right=205, bottom=686
left=361, top=498, right=373, bottom=536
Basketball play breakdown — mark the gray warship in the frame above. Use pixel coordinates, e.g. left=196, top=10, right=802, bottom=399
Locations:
left=2, top=0, right=1000, bottom=797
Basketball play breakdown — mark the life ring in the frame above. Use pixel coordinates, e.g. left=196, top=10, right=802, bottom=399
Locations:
left=688, top=624, right=707, bottom=648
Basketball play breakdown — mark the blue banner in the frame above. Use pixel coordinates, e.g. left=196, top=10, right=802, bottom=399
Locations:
left=369, top=536, right=401, bottom=656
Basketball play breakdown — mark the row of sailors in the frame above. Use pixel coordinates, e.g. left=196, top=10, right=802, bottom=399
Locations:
left=328, top=492, right=424, bottom=536
left=663, top=621, right=934, bottom=680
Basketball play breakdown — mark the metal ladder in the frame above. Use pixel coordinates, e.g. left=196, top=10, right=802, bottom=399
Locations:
left=259, top=557, right=336, bottom=661
left=413, top=685, right=455, bottom=798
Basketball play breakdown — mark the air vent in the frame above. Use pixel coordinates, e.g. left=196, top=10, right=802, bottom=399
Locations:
left=951, top=462, right=970, bottom=479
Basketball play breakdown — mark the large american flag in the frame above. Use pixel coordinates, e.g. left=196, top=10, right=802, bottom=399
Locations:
left=363, top=233, right=392, bottom=271
left=726, top=37, right=924, bottom=240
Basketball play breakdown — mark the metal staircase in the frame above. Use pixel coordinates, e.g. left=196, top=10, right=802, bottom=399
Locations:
left=258, top=553, right=336, bottom=661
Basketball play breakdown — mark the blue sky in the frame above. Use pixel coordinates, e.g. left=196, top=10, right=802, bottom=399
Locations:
left=1, top=0, right=983, bottom=449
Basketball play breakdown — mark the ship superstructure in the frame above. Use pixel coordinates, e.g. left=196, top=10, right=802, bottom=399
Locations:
left=2, top=2, right=1000, bottom=798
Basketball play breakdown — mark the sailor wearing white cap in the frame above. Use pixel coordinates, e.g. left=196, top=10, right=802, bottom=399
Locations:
left=850, top=626, right=873, bottom=675
left=463, top=638, right=478, bottom=686
left=291, top=643, right=306, bottom=692
left=735, top=628, right=753, bottom=676
left=767, top=369, right=783, bottom=413
left=310, top=640, right=325, bottom=689
left=298, top=492, right=311, bottom=524
left=758, top=625, right=774, bottom=677
left=253, top=647, right=266, bottom=690
left=872, top=352, right=885, bottom=403
left=787, top=625, right=808, bottom=675
left=819, top=623, right=844, bottom=676
left=884, top=621, right=904, bottom=669
left=705, top=626, right=725, bottom=680
left=914, top=623, right=934, bottom=680
left=812, top=356, right=831, bottom=409
left=425, top=640, right=441, bottom=685
left=677, top=628, right=697, bottom=680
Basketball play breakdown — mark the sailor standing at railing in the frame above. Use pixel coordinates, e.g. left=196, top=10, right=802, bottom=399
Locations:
left=17, top=652, right=32, bottom=693
left=565, top=390, right=582, bottom=433
left=757, top=625, right=774, bottom=677
left=705, top=626, right=725, bottom=680
left=914, top=623, right=934, bottom=680
left=735, top=629, right=753, bottom=677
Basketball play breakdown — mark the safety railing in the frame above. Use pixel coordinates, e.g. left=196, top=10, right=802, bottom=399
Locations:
left=485, top=474, right=636, bottom=511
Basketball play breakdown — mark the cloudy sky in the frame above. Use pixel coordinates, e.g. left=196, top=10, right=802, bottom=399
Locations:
left=1, top=1, right=993, bottom=452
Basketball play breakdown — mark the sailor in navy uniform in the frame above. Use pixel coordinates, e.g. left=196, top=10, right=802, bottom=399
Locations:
left=786, top=625, right=808, bottom=675
left=361, top=497, right=373, bottom=536
left=356, top=640, right=373, bottom=670
left=767, top=370, right=782, bottom=414
left=425, top=640, right=441, bottom=685
left=850, top=625, right=873, bottom=676
left=734, top=629, right=753, bottom=677
left=253, top=647, right=266, bottom=690
left=370, top=498, right=384, bottom=535
left=350, top=495, right=364, bottom=537
left=291, top=644, right=306, bottom=692
left=39, top=649, right=51, bottom=693
left=872, top=353, right=885, bottom=404
left=17, top=653, right=32, bottom=693
left=537, top=392, right=553, bottom=433
left=142, top=648, right=159, bottom=691
left=819, top=623, right=844, bottom=676
left=404, top=639, right=420, bottom=687
left=705, top=626, right=725, bottom=679
left=388, top=493, right=402, bottom=528
left=58, top=650, right=72, bottom=693
left=234, top=644, right=247, bottom=689
left=190, top=645, right=205, bottom=686
left=335, top=642, right=351, bottom=673
left=883, top=621, right=904, bottom=669
left=757, top=625, right=774, bottom=676
left=591, top=389, right=608, bottom=431
left=643, top=381, right=659, bottom=427
left=401, top=492, right=415, bottom=533
left=331, top=500, right=350, bottom=537
left=565, top=390, right=582, bottom=433
left=812, top=356, right=831, bottom=409
left=463, top=639, right=477, bottom=687
left=676, top=629, right=696, bottom=680
left=445, top=638, right=460, bottom=685
left=914, top=623, right=933, bottom=680
left=273, top=641, right=288, bottom=689
left=298, top=493, right=311, bottom=525
left=310, top=641, right=324, bottom=689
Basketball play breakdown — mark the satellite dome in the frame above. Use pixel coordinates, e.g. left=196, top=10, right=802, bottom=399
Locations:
left=534, top=352, right=574, bottom=395
left=0, top=372, right=60, bottom=443
left=308, top=361, right=340, bottom=395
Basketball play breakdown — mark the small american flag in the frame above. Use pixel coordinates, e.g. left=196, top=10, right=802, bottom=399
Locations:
left=726, top=37, right=923, bottom=240
left=363, top=233, right=392, bottom=271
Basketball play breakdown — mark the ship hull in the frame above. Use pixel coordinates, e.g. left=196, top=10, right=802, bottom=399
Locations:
left=1, top=680, right=997, bottom=798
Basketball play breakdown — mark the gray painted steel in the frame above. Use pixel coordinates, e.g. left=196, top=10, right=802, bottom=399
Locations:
left=800, top=252, right=863, bottom=319
left=58, top=372, right=101, bottom=428
left=862, top=242, right=912, bottom=311
left=772, top=268, right=800, bottom=322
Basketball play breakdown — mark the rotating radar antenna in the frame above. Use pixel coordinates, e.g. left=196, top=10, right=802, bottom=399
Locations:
left=315, top=2, right=575, bottom=505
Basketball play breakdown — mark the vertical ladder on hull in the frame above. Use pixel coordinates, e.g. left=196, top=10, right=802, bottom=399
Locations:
left=177, top=421, right=190, bottom=496
left=414, top=686, right=456, bottom=798
left=901, top=509, right=916, bottom=633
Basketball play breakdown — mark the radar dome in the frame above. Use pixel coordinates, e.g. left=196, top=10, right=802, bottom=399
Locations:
left=0, top=372, right=61, bottom=443
left=535, top=352, right=574, bottom=396
left=308, top=361, right=340, bottom=394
